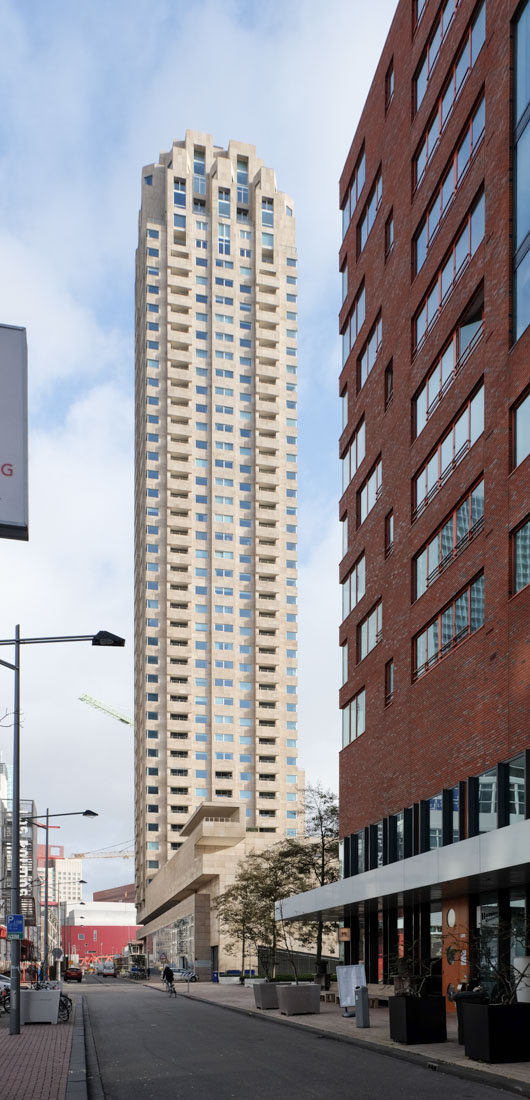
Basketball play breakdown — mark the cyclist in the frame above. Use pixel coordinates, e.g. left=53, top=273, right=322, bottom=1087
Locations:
left=162, top=964, right=174, bottom=991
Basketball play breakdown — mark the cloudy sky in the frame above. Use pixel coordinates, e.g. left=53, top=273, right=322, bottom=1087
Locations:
left=0, top=0, right=396, bottom=898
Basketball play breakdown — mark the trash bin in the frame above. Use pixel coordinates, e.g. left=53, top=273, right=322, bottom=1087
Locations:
left=450, top=989, right=487, bottom=1044
left=354, top=985, right=370, bottom=1028
left=212, top=971, right=219, bottom=983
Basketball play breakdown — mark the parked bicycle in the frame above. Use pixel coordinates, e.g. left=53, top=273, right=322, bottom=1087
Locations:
left=0, top=988, right=10, bottom=1014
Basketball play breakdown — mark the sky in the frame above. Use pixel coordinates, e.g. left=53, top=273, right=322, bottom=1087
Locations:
left=0, top=0, right=397, bottom=900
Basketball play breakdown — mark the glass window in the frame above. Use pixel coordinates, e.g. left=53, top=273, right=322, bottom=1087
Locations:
left=414, top=386, right=484, bottom=518
left=429, top=793, right=443, bottom=849
left=358, top=602, right=382, bottom=661
left=414, top=573, right=484, bottom=678
left=414, top=480, right=484, bottom=598
left=514, top=391, right=530, bottom=467
left=513, top=518, right=530, bottom=593
left=359, top=459, right=382, bottom=524
left=508, top=754, right=525, bottom=825
left=342, top=149, right=365, bottom=238
left=478, top=767, right=497, bottom=833
left=452, top=785, right=460, bottom=842
left=358, top=170, right=382, bottom=253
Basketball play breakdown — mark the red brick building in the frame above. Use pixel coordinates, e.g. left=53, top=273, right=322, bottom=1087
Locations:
left=282, top=0, right=529, bottom=995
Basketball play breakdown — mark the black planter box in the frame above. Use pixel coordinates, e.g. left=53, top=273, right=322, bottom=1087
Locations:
left=463, top=1002, right=530, bottom=1063
left=389, top=996, right=447, bottom=1045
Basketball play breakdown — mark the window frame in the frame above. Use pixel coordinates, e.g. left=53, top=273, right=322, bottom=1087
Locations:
left=413, top=383, right=484, bottom=520
left=413, top=477, right=485, bottom=599
left=413, top=571, right=485, bottom=680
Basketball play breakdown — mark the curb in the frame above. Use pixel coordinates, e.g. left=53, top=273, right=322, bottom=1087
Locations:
left=82, top=994, right=105, bottom=1100
left=156, top=986, right=530, bottom=1098
left=66, top=997, right=88, bottom=1100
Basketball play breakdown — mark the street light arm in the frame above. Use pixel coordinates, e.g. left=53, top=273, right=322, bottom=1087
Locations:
left=0, top=630, right=125, bottom=647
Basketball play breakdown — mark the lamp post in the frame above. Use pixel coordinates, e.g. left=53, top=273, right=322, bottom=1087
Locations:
left=0, top=627, right=124, bottom=1036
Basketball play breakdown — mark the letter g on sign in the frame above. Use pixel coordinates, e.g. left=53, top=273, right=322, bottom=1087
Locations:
left=1, top=464, right=13, bottom=477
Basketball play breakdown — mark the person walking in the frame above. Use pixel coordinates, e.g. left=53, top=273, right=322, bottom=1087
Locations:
left=162, top=964, right=174, bottom=990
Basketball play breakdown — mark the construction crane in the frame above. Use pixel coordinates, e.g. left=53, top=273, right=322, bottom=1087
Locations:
left=79, top=694, right=133, bottom=726
left=72, top=842, right=135, bottom=860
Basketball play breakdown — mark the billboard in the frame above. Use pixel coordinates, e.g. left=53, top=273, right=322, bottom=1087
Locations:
left=0, top=324, right=28, bottom=540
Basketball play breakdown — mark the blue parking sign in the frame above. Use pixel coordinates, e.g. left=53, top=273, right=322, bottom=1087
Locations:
left=7, top=914, right=24, bottom=937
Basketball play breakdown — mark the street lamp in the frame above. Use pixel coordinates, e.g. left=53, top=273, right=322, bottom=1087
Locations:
left=34, top=809, right=98, bottom=984
left=0, top=626, right=124, bottom=1036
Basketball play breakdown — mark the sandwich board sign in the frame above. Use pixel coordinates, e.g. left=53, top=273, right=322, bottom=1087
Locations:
left=336, top=963, right=367, bottom=1007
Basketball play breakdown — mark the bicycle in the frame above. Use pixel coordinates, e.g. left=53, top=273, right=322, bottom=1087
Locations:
left=164, top=979, right=177, bottom=998
left=58, top=993, right=72, bottom=1022
left=0, top=989, right=9, bottom=1015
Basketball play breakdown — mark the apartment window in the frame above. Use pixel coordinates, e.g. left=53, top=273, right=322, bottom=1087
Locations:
left=237, top=157, right=248, bottom=184
left=341, top=387, right=348, bottom=431
left=385, top=211, right=394, bottom=257
left=341, top=419, right=366, bottom=491
left=414, top=191, right=485, bottom=352
left=341, top=148, right=366, bottom=238
left=513, top=390, right=530, bottom=468
left=358, top=601, right=382, bottom=661
left=174, top=179, right=186, bottom=207
left=513, top=518, right=530, bottom=594
left=414, top=287, right=484, bottom=435
left=384, top=361, right=393, bottom=410
left=219, top=187, right=230, bottom=219
left=414, top=573, right=484, bottom=678
left=414, top=479, right=484, bottom=598
left=415, top=98, right=485, bottom=276
left=385, top=59, right=394, bottom=110
left=341, top=554, right=366, bottom=620
left=342, top=262, right=348, bottom=304
left=358, top=313, right=382, bottom=390
left=385, top=659, right=394, bottom=706
left=342, top=282, right=366, bottom=365
left=414, top=3, right=486, bottom=189
left=359, top=459, right=382, bottom=524
left=218, top=224, right=231, bottom=255
left=342, top=514, right=348, bottom=557
left=414, top=1, right=461, bottom=112
left=358, top=169, right=382, bottom=253
left=341, top=687, right=366, bottom=746
left=385, top=510, right=394, bottom=557
left=262, top=198, right=274, bottom=227
left=193, top=148, right=206, bottom=194
left=342, top=642, right=348, bottom=685
left=515, top=2, right=530, bottom=340
left=414, top=384, right=484, bottom=519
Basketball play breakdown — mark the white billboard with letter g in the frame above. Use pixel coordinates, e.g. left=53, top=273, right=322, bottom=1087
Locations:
left=0, top=324, right=28, bottom=540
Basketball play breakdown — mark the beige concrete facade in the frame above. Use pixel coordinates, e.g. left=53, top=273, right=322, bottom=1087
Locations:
left=134, top=132, right=303, bottom=912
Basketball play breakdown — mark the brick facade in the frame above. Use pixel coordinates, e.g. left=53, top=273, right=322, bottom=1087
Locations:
left=338, top=0, right=529, bottom=841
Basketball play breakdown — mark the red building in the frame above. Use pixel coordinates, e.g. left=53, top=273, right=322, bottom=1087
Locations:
left=282, top=0, right=529, bottom=996
left=62, top=923, right=142, bottom=962
left=93, top=884, right=136, bottom=903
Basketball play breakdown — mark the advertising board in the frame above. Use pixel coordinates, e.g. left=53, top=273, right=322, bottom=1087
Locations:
left=0, top=324, right=28, bottom=540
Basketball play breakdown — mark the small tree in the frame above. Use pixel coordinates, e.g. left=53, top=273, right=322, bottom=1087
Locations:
left=302, top=784, right=339, bottom=968
left=215, top=839, right=315, bottom=979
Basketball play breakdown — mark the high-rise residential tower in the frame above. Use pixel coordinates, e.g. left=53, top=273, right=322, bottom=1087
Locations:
left=134, top=132, right=302, bottom=914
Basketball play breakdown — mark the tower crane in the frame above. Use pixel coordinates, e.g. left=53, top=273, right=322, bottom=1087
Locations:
left=79, top=694, right=133, bottom=726
left=71, top=842, right=135, bottom=859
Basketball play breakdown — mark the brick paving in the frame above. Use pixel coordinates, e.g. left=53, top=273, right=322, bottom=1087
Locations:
left=0, top=1006, right=73, bottom=1100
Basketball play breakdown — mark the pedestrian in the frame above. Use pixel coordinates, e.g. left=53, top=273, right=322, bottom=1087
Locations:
left=162, top=964, right=174, bottom=989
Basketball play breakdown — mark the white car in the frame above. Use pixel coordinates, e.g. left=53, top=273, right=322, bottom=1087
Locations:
left=171, top=967, right=197, bottom=983
left=0, top=976, right=10, bottom=991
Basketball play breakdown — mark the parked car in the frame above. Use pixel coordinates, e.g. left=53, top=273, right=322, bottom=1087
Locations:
left=0, top=975, right=10, bottom=991
left=64, top=966, right=83, bottom=983
left=171, top=967, right=197, bottom=983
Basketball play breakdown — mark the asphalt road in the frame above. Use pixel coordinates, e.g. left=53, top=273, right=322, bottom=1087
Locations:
left=81, top=980, right=511, bottom=1100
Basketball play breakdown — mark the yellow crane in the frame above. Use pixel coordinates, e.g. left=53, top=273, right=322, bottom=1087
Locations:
left=79, top=694, right=133, bottom=726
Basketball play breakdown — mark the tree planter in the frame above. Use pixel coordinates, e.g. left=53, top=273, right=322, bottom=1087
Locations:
left=462, top=1002, right=530, bottom=1063
left=253, top=983, right=282, bottom=1009
left=277, top=984, right=321, bottom=1016
left=389, top=996, right=447, bottom=1045
left=20, top=989, right=60, bottom=1025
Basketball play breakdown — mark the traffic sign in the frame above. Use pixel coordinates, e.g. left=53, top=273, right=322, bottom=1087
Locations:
left=53, top=948, right=63, bottom=959
left=7, top=914, right=24, bottom=938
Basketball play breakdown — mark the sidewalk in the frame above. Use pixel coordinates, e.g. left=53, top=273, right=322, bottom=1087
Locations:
left=151, top=979, right=530, bottom=1097
left=0, top=996, right=85, bottom=1100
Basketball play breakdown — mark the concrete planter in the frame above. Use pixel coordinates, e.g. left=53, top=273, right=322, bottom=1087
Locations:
left=20, top=988, right=60, bottom=1025
left=218, top=976, right=240, bottom=985
left=463, top=1002, right=530, bottom=1063
left=277, top=984, right=321, bottom=1016
left=253, top=983, right=282, bottom=1009
left=245, top=978, right=267, bottom=988
left=389, top=996, right=447, bottom=1044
